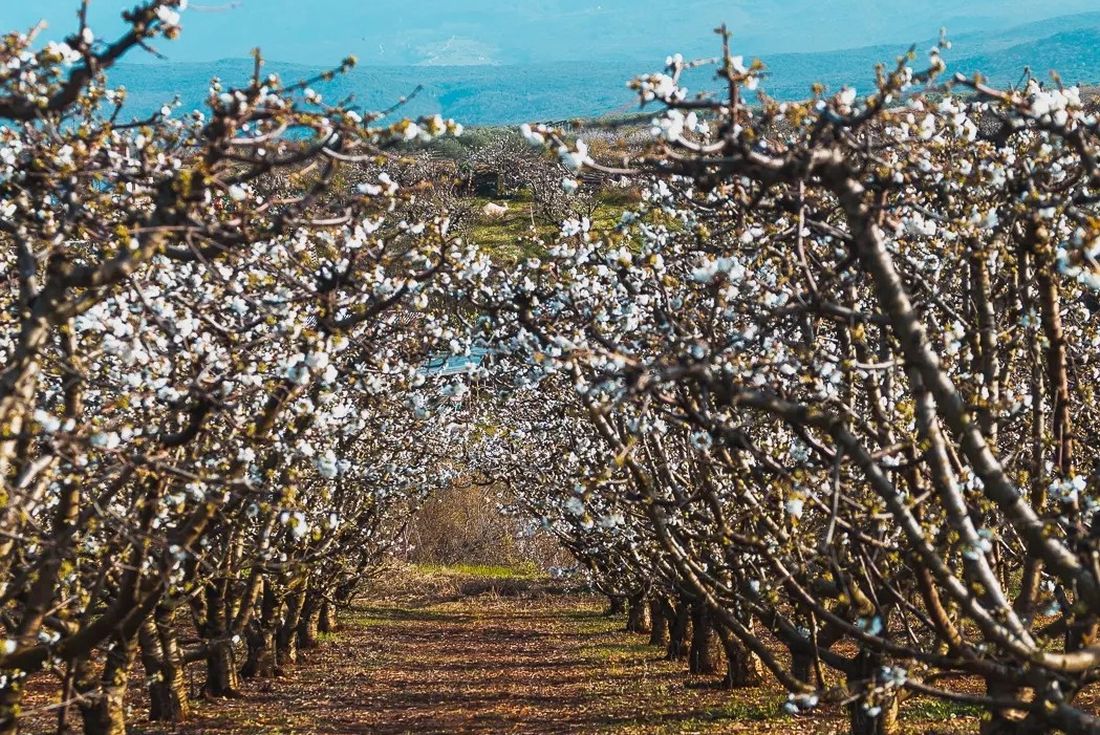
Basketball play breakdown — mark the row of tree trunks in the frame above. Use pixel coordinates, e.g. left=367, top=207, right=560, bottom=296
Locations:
left=53, top=579, right=343, bottom=735
left=619, top=593, right=762, bottom=690
left=621, top=592, right=912, bottom=735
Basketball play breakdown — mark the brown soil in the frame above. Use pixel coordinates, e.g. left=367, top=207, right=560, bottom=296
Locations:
left=21, top=573, right=982, bottom=734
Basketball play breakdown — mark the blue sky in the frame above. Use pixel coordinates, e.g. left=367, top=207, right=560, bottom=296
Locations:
left=3, top=1, right=1098, bottom=66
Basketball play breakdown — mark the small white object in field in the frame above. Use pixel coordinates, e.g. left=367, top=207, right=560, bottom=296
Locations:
left=481, top=202, right=509, bottom=218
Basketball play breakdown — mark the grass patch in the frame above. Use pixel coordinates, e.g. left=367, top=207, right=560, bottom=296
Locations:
left=414, top=562, right=545, bottom=580
left=463, top=187, right=636, bottom=263
left=679, top=700, right=783, bottom=727
left=904, top=696, right=982, bottom=720
left=585, top=640, right=656, bottom=662
left=465, top=195, right=552, bottom=262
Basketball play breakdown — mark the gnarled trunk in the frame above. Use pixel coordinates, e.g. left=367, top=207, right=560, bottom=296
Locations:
left=981, top=679, right=1040, bottom=735
left=716, top=622, right=762, bottom=688
left=318, top=599, right=336, bottom=634
left=242, top=581, right=279, bottom=679
left=666, top=597, right=691, bottom=661
left=78, top=635, right=136, bottom=735
left=849, top=697, right=899, bottom=735
left=604, top=595, right=626, bottom=616
left=847, top=647, right=899, bottom=735
left=202, top=584, right=241, bottom=697
left=276, top=586, right=305, bottom=669
left=138, top=613, right=189, bottom=722
left=647, top=597, right=669, bottom=647
left=204, top=639, right=241, bottom=698
left=688, top=602, right=720, bottom=676
left=297, top=591, right=320, bottom=650
left=626, top=594, right=651, bottom=634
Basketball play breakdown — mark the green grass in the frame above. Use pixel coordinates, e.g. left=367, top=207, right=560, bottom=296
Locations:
left=677, top=700, right=784, bottom=727
left=585, top=640, right=655, bottom=661
left=904, top=696, right=982, bottom=720
left=606, top=695, right=787, bottom=734
left=414, top=562, right=545, bottom=580
left=464, top=185, right=637, bottom=262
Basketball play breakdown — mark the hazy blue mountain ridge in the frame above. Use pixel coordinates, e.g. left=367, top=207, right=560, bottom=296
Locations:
left=104, top=13, right=1100, bottom=126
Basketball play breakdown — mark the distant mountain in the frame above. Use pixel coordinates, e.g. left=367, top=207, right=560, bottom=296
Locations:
left=105, top=13, right=1100, bottom=126
left=15, top=0, right=1094, bottom=66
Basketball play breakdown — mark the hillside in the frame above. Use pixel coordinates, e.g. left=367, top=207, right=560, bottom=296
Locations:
left=104, top=12, right=1100, bottom=125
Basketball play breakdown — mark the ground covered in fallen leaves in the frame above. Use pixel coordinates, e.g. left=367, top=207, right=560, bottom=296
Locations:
left=109, top=567, right=981, bottom=735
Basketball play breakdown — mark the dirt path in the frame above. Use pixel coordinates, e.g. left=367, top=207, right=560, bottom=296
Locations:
left=132, top=592, right=788, bottom=735
left=131, top=585, right=976, bottom=735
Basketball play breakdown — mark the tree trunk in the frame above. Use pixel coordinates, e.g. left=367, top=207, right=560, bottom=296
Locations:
left=204, top=639, right=241, bottom=698
left=688, top=602, right=721, bottom=676
left=78, top=635, right=136, bottom=735
left=154, top=604, right=190, bottom=720
left=716, top=622, right=762, bottom=688
left=277, top=587, right=305, bottom=669
left=297, top=592, right=320, bottom=650
left=242, top=623, right=276, bottom=680
left=666, top=598, right=691, bottom=661
left=242, top=582, right=279, bottom=679
left=318, top=599, right=336, bottom=634
left=849, top=698, right=899, bottom=735
left=202, top=582, right=241, bottom=697
left=981, top=679, right=1040, bottom=735
left=604, top=595, right=626, bottom=616
left=626, top=595, right=651, bottom=634
left=138, top=616, right=188, bottom=722
left=791, top=651, right=813, bottom=685
left=848, top=647, right=899, bottom=735
left=648, top=597, right=669, bottom=647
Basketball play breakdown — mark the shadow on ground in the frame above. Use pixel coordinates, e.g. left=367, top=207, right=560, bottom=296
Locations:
left=127, top=573, right=975, bottom=735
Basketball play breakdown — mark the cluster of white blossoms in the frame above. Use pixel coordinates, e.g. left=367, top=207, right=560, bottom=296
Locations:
left=451, top=36, right=1100, bottom=733
left=0, top=3, right=492, bottom=729
left=5, top=7, right=1100, bottom=731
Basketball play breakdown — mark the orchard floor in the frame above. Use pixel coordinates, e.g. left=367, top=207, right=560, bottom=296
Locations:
left=98, top=568, right=981, bottom=735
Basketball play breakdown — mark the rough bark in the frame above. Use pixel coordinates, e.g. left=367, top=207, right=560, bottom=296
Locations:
left=625, top=594, right=651, bottom=634
left=688, top=602, right=721, bottom=676
left=138, top=617, right=188, bottom=722
left=666, top=597, right=691, bottom=661
left=78, top=635, right=136, bottom=735
left=716, top=622, right=762, bottom=688
left=847, top=646, right=899, bottom=735
left=297, top=592, right=320, bottom=650
left=242, top=582, right=278, bottom=679
left=204, top=639, right=241, bottom=698
left=154, top=604, right=190, bottom=720
left=201, top=583, right=241, bottom=697
left=647, top=597, right=669, bottom=647
left=276, top=587, right=305, bottom=669
left=318, top=599, right=336, bottom=635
